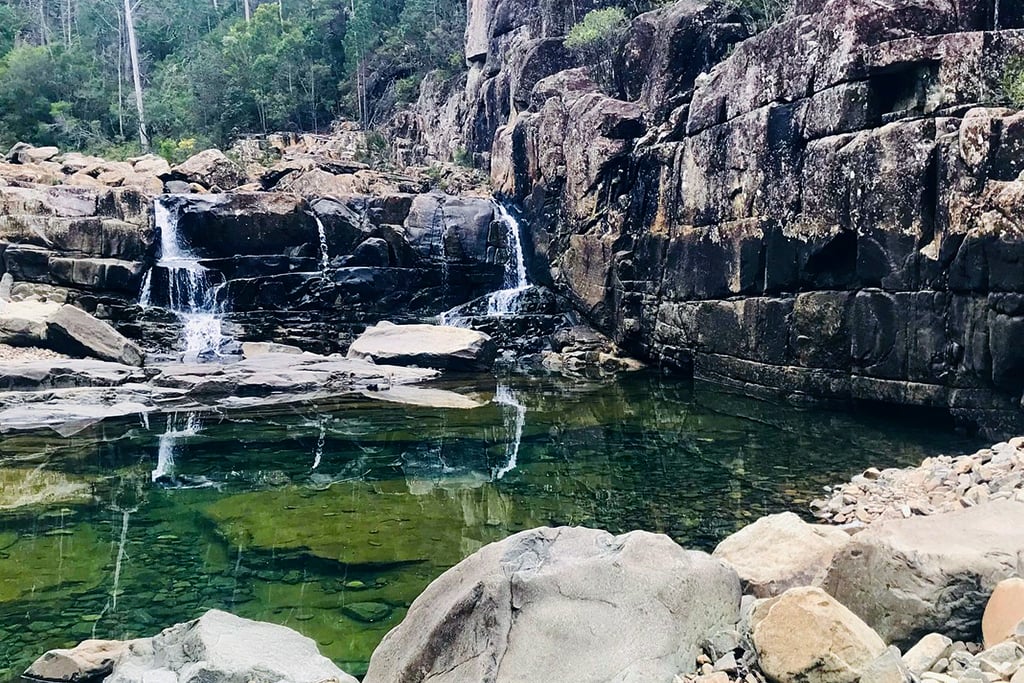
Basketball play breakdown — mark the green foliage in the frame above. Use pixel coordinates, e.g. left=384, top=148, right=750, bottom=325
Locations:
left=0, top=0, right=465, bottom=152
left=355, top=131, right=392, bottom=169
left=564, top=7, right=627, bottom=51
left=1003, top=57, right=1024, bottom=108
left=726, top=0, right=792, bottom=33
left=452, top=147, right=471, bottom=167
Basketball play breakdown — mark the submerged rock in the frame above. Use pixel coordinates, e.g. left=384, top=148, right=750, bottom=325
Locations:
left=347, top=321, right=497, bottom=371
left=363, top=526, right=741, bottom=683
left=822, top=501, right=1024, bottom=646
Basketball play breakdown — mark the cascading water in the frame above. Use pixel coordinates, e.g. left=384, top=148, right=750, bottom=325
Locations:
left=492, top=384, right=526, bottom=480
left=437, top=202, right=530, bottom=326
left=486, top=204, right=530, bottom=316
left=139, top=198, right=226, bottom=358
left=312, top=213, right=330, bottom=274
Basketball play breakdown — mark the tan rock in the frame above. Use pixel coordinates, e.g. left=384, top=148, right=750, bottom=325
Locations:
left=751, top=586, right=887, bottom=683
left=713, top=512, right=850, bottom=597
left=983, top=578, right=1024, bottom=649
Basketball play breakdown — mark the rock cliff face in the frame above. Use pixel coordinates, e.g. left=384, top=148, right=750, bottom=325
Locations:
left=402, top=0, right=1024, bottom=434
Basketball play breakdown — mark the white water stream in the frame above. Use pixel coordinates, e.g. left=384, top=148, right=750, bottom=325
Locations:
left=438, top=202, right=530, bottom=325
left=486, top=204, right=530, bottom=316
left=139, top=198, right=226, bottom=358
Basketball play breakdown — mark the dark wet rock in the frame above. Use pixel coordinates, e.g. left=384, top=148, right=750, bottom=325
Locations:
left=404, top=0, right=1024, bottom=435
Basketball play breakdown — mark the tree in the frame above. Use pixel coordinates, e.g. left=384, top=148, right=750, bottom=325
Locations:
left=123, top=0, right=149, bottom=149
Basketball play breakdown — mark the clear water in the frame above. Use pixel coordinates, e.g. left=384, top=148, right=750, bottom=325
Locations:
left=0, top=373, right=981, bottom=680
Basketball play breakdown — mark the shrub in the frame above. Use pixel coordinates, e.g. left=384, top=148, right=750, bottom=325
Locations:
left=565, top=7, right=628, bottom=51
left=1003, top=57, right=1024, bottom=108
left=727, top=0, right=792, bottom=33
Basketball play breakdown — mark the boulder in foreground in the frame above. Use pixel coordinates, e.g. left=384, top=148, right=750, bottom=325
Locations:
left=751, top=586, right=887, bottom=683
left=363, top=526, right=741, bottom=683
left=347, top=321, right=497, bottom=371
left=713, top=511, right=850, bottom=598
left=0, top=301, right=143, bottom=366
left=26, top=609, right=357, bottom=683
left=822, top=500, right=1024, bottom=646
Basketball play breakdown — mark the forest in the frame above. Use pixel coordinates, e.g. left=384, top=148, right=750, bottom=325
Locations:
left=0, top=0, right=466, bottom=159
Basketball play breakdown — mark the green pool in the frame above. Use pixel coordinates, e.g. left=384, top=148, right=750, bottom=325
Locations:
left=0, top=373, right=981, bottom=679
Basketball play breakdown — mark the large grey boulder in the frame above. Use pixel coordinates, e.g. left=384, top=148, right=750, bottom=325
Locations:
left=713, top=511, right=850, bottom=598
left=46, top=304, right=144, bottom=366
left=363, top=526, right=742, bottom=683
left=347, top=321, right=497, bottom=371
left=27, top=610, right=357, bottom=683
left=822, top=501, right=1024, bottom=647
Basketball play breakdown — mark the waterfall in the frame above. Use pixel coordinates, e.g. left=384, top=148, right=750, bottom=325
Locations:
left=312, top=213, right=330, bottom=273
left=492, top=384, right=526, bottom=480
left=486, top=204, right=530, bottom=316
left=140, top=197, right=226, bottom=358
left=437, top=202, right=530, bottom=326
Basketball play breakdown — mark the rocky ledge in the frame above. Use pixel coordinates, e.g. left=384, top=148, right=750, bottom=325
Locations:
left=0, top=323, right=504, bottom=434
left=24, top=441, right=1024, bottom=683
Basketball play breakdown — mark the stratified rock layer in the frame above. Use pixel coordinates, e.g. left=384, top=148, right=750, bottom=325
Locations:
left=403, top=0, right=1024, bottom=434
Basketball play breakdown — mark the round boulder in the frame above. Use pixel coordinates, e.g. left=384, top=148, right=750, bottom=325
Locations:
left=363, top=526, right=742, bottom=683
left=751, top=586, right=887, bottom=683
left=713, top=511, right=850, bottom=598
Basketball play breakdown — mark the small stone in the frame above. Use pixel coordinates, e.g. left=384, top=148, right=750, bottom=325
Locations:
left=975, top=641, right=1024, bottom=677
left=712, top=652, right=737, bottom=673
left=903, top=633, right=953, bottom=675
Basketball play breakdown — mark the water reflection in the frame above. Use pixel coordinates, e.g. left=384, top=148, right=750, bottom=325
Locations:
left=0, top=373, right=982, bottom=679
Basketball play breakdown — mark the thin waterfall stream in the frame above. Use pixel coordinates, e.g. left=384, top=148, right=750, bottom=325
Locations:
left=486, top=203, right=530, bottom=316
left=139, top=197, right=227, bottom=358
left=438, top=201, right=530, bottom=325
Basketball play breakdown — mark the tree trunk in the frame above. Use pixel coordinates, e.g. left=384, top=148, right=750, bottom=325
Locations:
left=124, top=0, right=149, bottom=151
left=243, top=0, right=251, bottom=21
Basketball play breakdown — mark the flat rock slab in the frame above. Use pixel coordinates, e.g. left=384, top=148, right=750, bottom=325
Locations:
left=822, top=500, right=1024, bottom=647
left=347, top=321, right=497, bottom=371
left=0, top=353, right=442, bottom=433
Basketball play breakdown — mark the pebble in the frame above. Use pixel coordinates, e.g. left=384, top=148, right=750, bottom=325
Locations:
left=811, top=439, right=1024, bottom=525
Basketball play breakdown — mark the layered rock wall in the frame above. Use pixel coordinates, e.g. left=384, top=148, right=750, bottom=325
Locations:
left=408, top=0, right=1024, bottom=434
